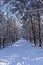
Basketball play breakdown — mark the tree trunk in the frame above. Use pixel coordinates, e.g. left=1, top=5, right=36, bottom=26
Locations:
left=0, top=37, right=1, bottom=48
left=29, top=25, right=32, bottom=42
left=37, top=10, right=42, bottom=47
left=29, top=15, right=36, bottom=46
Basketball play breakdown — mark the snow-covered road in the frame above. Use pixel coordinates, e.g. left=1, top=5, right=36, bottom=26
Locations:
left=0, top=38, right=43, bottom=65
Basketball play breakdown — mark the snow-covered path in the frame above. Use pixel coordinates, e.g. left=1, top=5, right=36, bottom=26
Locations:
left=0, top=38, right=43, bottom=65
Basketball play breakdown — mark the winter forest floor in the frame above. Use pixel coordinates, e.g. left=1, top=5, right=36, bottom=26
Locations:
left=0, top=38, right=43, bottom=65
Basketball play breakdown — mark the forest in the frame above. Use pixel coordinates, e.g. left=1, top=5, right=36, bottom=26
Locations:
left=0, top=0, right=43, bottom=48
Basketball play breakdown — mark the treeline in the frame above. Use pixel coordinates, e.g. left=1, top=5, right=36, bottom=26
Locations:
left=19, top=0, right=43, bottom=47
left=22, top=9, right=43, bottom=47
left=0, top=12, right=19, bottom=49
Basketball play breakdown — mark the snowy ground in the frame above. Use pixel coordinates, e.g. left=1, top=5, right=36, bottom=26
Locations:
left=0, top=38, right=43, bottom=65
